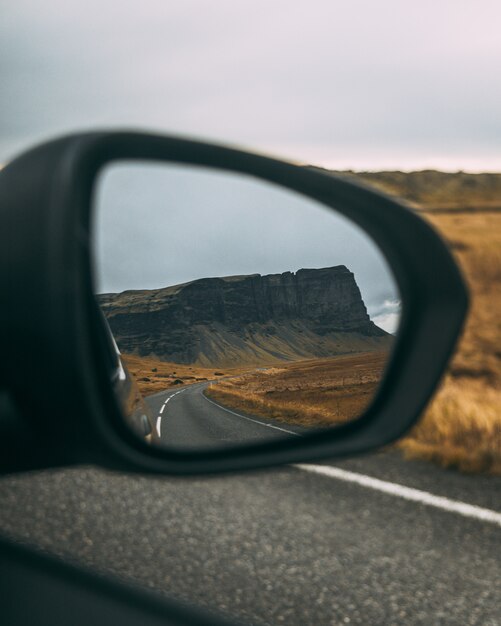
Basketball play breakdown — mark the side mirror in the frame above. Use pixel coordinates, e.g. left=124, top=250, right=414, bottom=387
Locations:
left=0, top=131, right=468, bottom=474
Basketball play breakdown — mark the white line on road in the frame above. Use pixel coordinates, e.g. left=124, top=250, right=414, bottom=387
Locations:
left=156, top=388, right=186, bottom=438
left=202, top=393, right=302, bottom=436
left=155, top=386, right=500, bottom=526
left=296, top=464, right=501, bottom=527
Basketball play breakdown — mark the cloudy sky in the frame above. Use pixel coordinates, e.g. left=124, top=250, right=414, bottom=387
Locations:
left=1, top=0, right=501, bottom=169
left=2, top=1, right=500, bottom=335
left=95, top=164, right=401, bottom=331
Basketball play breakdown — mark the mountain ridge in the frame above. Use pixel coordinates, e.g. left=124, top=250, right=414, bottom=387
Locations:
left=99, top=266, right=392, bottom=367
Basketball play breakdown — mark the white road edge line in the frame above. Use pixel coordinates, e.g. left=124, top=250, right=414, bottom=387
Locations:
left=156, top=388, right=186, bottom=438
left=295, top=464, right=501, bottom=527
left=202, top=392, right=301, bottom=436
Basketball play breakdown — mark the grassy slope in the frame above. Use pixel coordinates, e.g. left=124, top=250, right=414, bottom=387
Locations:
left=352, top=170, right=501, bottom=210
left=206, top=351, right=389, bottom=427
left=354, top=172, right=501, bottom=473
left=121, top=354, right=252, bottom=396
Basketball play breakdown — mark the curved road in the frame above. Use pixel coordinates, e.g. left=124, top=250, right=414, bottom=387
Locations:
left=146, top=382, right=304, bottom=449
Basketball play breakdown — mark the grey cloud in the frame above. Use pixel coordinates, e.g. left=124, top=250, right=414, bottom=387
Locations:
left=1, top=0, right=501, bottom=168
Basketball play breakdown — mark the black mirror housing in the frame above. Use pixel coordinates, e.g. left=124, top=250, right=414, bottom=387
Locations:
left=0, top=131, right=468, bottom=474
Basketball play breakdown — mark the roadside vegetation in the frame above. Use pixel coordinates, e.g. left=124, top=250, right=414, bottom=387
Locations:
left=396, top=210, right=501, bottom=473
left=205, top=351, right=388, bottom=428
left=121, top=353, right=249, bottom=396
left=358, top=173, right=501, bottom=474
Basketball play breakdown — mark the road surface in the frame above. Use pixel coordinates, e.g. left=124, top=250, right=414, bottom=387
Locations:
left=0, top=383, right=500, bottom=625
left=146, top=381, right=304, bottom=449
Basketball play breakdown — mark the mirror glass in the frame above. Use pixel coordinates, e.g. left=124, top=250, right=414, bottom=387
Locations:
left=93, top=163, right=401, bottom=450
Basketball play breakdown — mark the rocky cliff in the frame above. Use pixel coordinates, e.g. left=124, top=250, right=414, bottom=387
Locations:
left=98, top=266, right=391, bottom=366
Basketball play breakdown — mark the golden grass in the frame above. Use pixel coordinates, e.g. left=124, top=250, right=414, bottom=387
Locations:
left=121, top=353, right=250, bottom=396
left=332, top=173, right=501, bottom=473
left=396, top=211, right=501, bottom=473
left=400, top=382, right=501, bottom=474
left=353, top=171, right=501, bottom=210
left=206, top=351, right=389, bottom=428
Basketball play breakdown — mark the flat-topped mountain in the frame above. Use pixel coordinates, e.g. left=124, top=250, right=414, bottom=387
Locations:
left=98, top=266, right=391, bottom=366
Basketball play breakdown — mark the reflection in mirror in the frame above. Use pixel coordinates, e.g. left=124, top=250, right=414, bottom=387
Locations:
left=93, top=164, right=401, bottom=450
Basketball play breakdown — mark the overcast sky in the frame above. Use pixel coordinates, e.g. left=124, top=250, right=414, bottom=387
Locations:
left=3, top=1, right=499, bottom=336
left=95, top=164, right=401, bottom=332
left=1, top=0, right=501, bottom=169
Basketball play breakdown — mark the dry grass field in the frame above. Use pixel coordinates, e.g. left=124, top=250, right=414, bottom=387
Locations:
left=205, top=351, right=389, bottom=427
left=121, top=353, right=250, bottom=396
left=353, top=170, right=501, bottom=211
left=396, top=210, right=501, bottom=473
left=356, top=172, right=501, bottom=473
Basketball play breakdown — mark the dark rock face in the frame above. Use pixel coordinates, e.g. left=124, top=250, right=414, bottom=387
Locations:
left=99, top=266, right=389, bottom=366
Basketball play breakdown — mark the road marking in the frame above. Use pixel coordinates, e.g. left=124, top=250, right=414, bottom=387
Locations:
left=156, top=388, right=186, bottom=437
left=296, top=464, right=501, bottom=527
left=202, top=393, right=302, bottom=436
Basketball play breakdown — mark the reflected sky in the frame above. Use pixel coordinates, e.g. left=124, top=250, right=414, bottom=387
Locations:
left=94, top=164, right=401, bottom=333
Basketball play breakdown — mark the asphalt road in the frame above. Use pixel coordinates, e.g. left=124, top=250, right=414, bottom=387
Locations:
left=0, top=386, right=500, bottom=625
left=146, top=382, right=304, bottom=449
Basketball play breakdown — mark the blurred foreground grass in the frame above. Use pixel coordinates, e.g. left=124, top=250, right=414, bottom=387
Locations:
left=361, top=172, right=501, bottom=473
left=397, top=210, right=501, bottom=473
